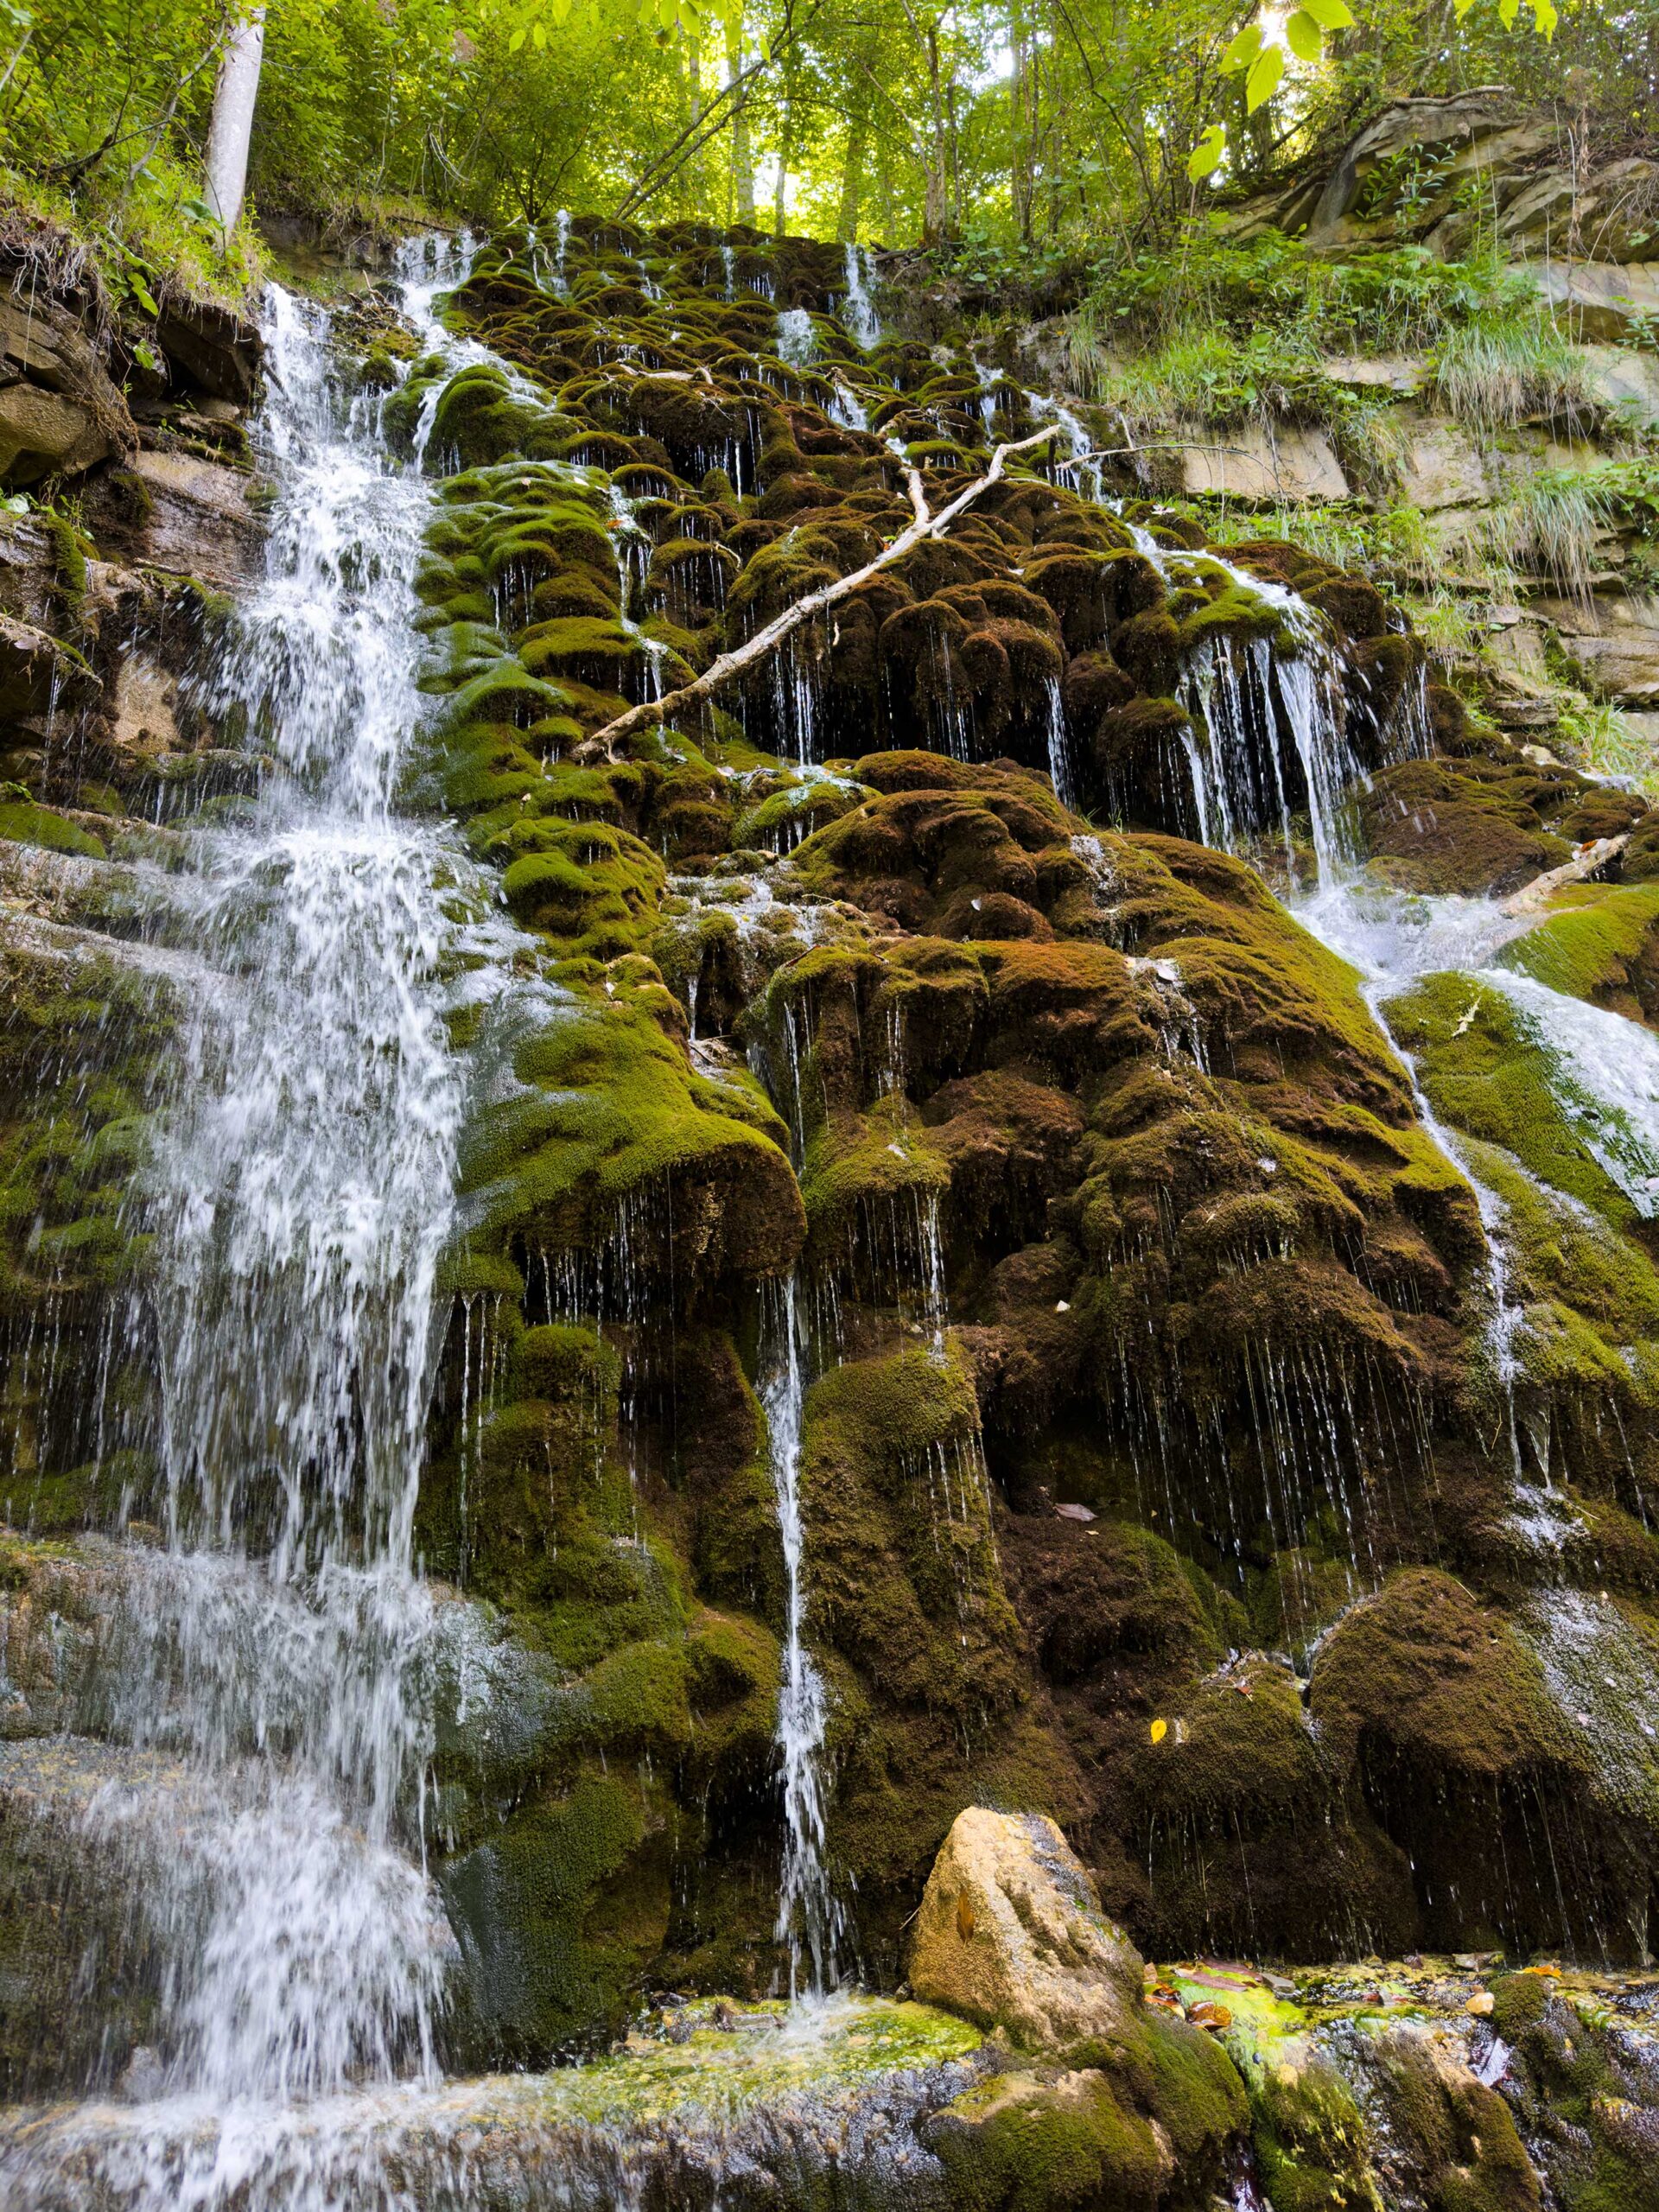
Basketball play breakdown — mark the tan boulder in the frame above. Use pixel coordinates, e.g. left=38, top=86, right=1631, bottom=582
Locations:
left=909, top=1806, right=1143, bottom=2051
left=1530, top=258, right=1659, bottom=344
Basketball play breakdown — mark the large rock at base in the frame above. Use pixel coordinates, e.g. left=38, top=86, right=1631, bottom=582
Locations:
left=909, top=1807, right=1143, bottom=2052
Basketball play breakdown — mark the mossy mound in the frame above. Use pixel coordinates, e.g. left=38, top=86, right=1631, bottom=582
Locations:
left=1357, top=744, right=1645, bottom=898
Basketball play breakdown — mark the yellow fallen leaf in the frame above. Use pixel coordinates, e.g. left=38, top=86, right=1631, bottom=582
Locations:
left=1150, top=1719, right=1167, bottom=1744
left=1466, top=1992, right=1495, bottom=2016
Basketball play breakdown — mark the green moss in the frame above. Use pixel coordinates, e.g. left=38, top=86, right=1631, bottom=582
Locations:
left=441, top=1769, right=664, bottom=2061
left=1384, top=969, right=1654, bottom=1237
left=1497, top=881, right=1659, bottom=1020
left=929, top=2067, right=1171, bottom=2212
left=928, top=2014, right=1244, bottom=2212
left=456, top=983, right=803, bottom=1287
left=0, top=802, right=105, bottom=858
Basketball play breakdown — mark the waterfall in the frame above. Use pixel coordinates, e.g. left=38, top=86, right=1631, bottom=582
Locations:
left=1044, top=677, right=1076, bottom=810
left=840, top=243, right=880, bottom=348
left=0, top=240, right=518, bottom=2201
left=763, top=1276, right=841, bottom=1995
left=775, top=306, right=817, bottom=366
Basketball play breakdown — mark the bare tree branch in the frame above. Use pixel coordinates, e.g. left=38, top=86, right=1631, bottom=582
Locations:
left=576, top=425, right=1063, bottom=764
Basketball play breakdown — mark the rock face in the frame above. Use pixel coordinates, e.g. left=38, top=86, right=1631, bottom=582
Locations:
left=0, top=294, right=134, bottom=485
left=910, top=1808, right=1143, bottom=2051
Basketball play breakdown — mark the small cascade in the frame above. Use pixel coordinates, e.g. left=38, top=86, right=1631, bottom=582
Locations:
left=971, top=356, right=999, bottom=435
left=606, top=481, right=671, bottom=702
left=840, top=243, right=880, bottom=348
left=775, top=306, right=816, bottom=366
left=1480, top=968, right=1659, bottom=1213
left=827, top=374, right=869, bottom=430
left=762, top=1277, right=842, bottom=1994
left=553, top=208, right=571, bottom=291
left=1044, top=677, right=1076, bottom=809
left=770, top=625, right=823, bottom=763
left=1025, top=390, right=1103, bottom=500
left=1289, top=881, right=1569, bottom=1515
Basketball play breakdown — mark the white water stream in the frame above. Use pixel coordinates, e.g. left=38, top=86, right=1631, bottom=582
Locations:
left=0, top=237, right=538, bottom=2208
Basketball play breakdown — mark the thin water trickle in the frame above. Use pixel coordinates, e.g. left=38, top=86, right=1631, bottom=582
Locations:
left=763, top=1275, right=842, bottom=1995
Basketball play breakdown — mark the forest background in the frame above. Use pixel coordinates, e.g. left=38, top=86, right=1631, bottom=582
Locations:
left=11, top=0, right=1655, bottom=307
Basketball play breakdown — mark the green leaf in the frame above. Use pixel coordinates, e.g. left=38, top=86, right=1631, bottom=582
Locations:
left=1532, top=0, right=1557, bottom=34
left=1285, top=9, right=1323, bottom=60
left=1245, top=41, right=1284, bottom=110
left=1298, top=0, right=1354, bottom=25
left=1187, top=124, right=1227, bottom=181
left=508, top=23, right=524, bottom=48
left=1497, top=0, right=1518, bottom=22
left=531, top=17, right=546, bottom=42
left=1220, top=22, right=1262, bottom=71
left=134, top=283, right=159, bottom=317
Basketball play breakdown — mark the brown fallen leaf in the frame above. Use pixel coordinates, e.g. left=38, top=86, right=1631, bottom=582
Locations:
left=1187, top=2001, right=1233, bottom=2031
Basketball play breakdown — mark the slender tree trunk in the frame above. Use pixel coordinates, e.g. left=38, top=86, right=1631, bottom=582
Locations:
left=836, top=95, right=868, bottom=241
left=683, top=24, right=705, bottom=213
left=204, top=3, right=266, bottom=235
left=727, top=19, right=755, bottom=226
left=923, top=24, right=949, bottom=239
left=1011, top=10, right=1033, bottom=243
left=774, top=65, right=795, bottom=235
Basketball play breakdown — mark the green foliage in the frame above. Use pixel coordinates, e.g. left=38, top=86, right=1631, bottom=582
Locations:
left=16, top=0, right=1654, bottom=296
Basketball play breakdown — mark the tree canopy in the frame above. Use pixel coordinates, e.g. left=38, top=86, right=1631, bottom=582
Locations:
left=4, top=0, right=1654, bottom=293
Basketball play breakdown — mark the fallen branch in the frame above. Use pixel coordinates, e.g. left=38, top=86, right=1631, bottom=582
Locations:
left=577, top=423, right=1062, bottom=762
left=1499, top=832, right=1630, bottom=918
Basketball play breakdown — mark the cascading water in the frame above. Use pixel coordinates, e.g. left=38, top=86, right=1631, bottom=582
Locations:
left=0, top=236, right=521, bottom=2207
left=840, top=243, right=880, bottom=349
left=763, top=1276, right=842, bottom=1996
left=775, top=305, right=817, bottom=366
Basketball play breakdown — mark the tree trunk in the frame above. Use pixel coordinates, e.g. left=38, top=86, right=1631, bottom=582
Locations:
left=924, top=24, right=949, bottom=239
left=1011, top=10, right=1033, bottom=243
left=204, top=3, right=266, bottom=235
left=727, top=20, right=755, bottom=226
left=836, top=97, right=868, bottom=241
left=774, top=67, right=795, bottom=236
left=683, top=24, right=706, bottom=207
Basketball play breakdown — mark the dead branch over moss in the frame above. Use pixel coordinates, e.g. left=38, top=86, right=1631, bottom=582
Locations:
left=577, top=424, right=1062, bottom=763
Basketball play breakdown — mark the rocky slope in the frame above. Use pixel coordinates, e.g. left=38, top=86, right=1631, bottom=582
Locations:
left=2, top=205, right=1659, bottom=2208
